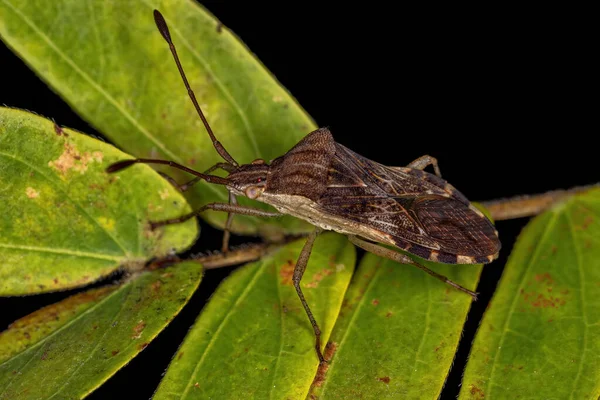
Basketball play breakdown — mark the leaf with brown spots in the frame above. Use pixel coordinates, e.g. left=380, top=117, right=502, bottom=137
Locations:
left=0, top=0, right=315, bottom=239
left=0, top=262, right=201, bottom=399
left=154, top=233, right=355, bottom=399
left=0, top=108, right=198, bottom=295
left=309, top=252, right=481, bottom=399
left=461, top=188, right=600, bottom=399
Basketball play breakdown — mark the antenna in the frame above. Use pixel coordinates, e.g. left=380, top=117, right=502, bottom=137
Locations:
left=106, top=158, right=230, bottom=185
left=153, top=10, right=238, bottom=167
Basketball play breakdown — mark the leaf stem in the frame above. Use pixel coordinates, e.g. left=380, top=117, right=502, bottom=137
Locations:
left=479, top=183, right=599, bottom=220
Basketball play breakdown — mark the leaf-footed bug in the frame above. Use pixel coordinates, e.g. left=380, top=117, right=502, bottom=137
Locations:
left=107, top=10, right=501, bottom=364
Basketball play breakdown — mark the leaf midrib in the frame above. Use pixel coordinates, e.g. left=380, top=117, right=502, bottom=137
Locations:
left=180, top=261, right=266, bottom=398
left=0, top=243, right=120, bottom=261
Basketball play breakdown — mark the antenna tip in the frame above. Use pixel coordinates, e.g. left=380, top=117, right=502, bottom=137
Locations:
left=153, top=9, right=172, bottom=42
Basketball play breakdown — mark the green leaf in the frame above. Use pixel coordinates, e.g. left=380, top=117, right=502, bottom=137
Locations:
left=0, top=0, right=316, bottom=238
left=309, top=253, right=481, bottom=399
left=0, top=107, right=197, bottom=295
left=154, top=233, right=355, bottom=399
left=460, top=189, right=600, bottom=399
left=0, top=261, right=202, bottom=399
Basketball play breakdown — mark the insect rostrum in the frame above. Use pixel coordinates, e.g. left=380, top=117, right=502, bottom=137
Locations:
left=107, top=10, right=501, bottom=364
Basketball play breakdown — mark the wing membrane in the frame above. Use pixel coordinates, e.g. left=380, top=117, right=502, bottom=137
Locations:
left=317, top=143, right=500, bottom=264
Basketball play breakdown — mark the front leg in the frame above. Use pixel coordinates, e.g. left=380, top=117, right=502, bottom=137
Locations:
left=150, top=203, right=281, bottom=229
left=407, top=155, right=441, bottom=178
left=221, top=192, right=237, bottom=253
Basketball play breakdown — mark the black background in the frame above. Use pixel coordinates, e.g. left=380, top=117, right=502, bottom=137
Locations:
left=0, top=2, right=595, bottom=399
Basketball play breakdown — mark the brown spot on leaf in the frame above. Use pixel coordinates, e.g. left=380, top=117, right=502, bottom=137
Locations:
left=194, top=382, right=200, bottom=389
left=378, top=376, right=390, bottom=384
left=280, top=260, right=295, bottom=285
left=385, top=311, right=393, bottom=318
left=216, top=22, right=223, bottom=33
left=534, top=272, right=554, bottom=285
left=311, top=342, right=338, bottom=388
left=138, top=342, right=149, bottom=350
left=469, top=384, right=485, bottom=399
left=522, top=292, right=566, bottom=308
left=306, top=268, right=333, bottom=288
left=582, top=215, right=593, bottom=230
left=48, top=142, right=103, bottom=175
left=25, top=187, right=39, bottom=199
left=41, top=349, right=49, bottom=360
left=328, top=255, right=337, bottom=267
left=132, top=320, right=146, bottom=339
left=111, top=350, right=120, bottom=356
left=177, top=352, right=184, bottom=360
left=151, top=281, right=162, bottom=292
left=371, top=299, right=380, bottom=306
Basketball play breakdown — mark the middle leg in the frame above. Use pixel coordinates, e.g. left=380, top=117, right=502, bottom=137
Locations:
left=150, top=202, right=281, bottom=230
left=292, top=227, right=325, bottom=363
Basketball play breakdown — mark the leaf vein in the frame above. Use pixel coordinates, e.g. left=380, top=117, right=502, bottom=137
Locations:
left=565, top=210, right=588, bottom=400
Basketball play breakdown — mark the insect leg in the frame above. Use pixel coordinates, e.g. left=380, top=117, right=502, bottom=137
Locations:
left=406, top=155, right=442, bottom=178
left=150, top=203, right=281, bottom=229
left=221, top=192, right=237, bottom=253
left=157, top=171, right=181, bottom=190
left=292, top=228, right=326, bottom=363
left=348, top=236, right=478, bottom=300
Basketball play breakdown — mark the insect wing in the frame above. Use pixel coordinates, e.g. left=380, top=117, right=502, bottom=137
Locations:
left=317, top=144, right=500, bottom=264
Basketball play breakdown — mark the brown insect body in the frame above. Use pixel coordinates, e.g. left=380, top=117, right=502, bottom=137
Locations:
left=227, top=128, right=500, bottom=265
left=108, top=10, right=502, bottom=363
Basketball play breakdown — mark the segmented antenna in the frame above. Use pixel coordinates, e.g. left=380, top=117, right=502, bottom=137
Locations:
left=153, top=10, right=238, bottom=167
left=106, top=158, right=230, bottom=185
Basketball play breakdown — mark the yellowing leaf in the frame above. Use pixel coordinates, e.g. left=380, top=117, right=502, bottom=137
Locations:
left=0, top=107, right=197, bottom=295
left=310, top=253, right=481, bottom=399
